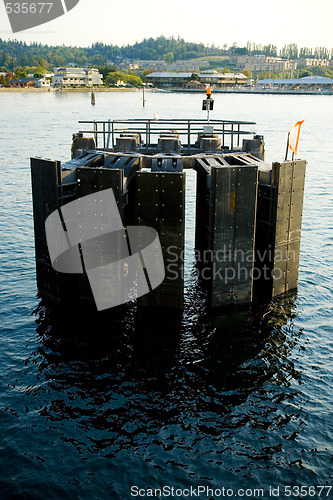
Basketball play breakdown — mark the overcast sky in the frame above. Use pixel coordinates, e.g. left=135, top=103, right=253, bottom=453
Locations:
left=0, top=0, right=332, bottom=51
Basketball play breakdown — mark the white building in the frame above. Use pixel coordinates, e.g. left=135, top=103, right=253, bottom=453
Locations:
left=9, top=76, right=50, bottom=88
left=296, top=58, right=329, bottom=68
left=115, top=59, right=210, bottom=72
left=256, top=76, right=333, bottom=90
left=53, top=67, right=103, bottom=87
left=145, top=70, right=248, bottom=88
left=230, top=55, right=297, bottom=71
left=37, top=77, right=51, bottom=87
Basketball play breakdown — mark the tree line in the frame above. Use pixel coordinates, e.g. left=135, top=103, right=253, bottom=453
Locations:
left=244, top=42, right=331, bottom=60
left=1, top=37, right=332, bottom=72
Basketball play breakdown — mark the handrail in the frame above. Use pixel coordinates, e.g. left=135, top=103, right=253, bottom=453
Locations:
left=78, top=118, right=256, bottom=150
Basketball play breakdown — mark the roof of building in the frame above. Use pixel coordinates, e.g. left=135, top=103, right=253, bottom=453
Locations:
left=55, top=67, right=99, bottom=72
left=10, top=77, right=43, bottom=83
left=215, top=73, right=247, bottom=79
left=257, top=76, right=333, bottom=85
left=146, top=72, right=192, bottom=78
left=146, top=72, right=248, bottom=79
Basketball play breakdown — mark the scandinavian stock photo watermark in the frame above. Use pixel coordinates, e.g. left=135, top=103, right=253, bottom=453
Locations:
left=45, top=188, right=297, bottom=311
left=45, top=189, right=165, bottom=311
left=130, top=484, right=333, bottom=498
left=166, top=245, right=296, bottom=283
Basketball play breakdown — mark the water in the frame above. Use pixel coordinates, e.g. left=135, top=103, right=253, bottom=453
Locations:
left=0, top=90, right=332, bottom=499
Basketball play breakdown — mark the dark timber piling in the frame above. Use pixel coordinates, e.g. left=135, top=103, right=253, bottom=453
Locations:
left=31, top=158, right=61, bottom=299
left=253, top=159, right=306, bottom=300
left=135, top=171, right=185, bottom=308
left=195, top=156, right=258, bottom=307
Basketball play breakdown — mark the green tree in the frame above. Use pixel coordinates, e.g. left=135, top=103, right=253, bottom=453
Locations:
left=299, top=47, right=313, bottom=58
left=15, top=69, right=28, bottom=78
left=309, top=66, right=333, bottom=78
left=98, top=64, right=116, bottom=79
left=126, top=74, right=142, bottom=87
left=164, top=52, right=174, bottom=63
left=241, top=69, right=251, bottom=78
left=141, top=69, right=154, bottom=81
left=104, top=71, right=127, bottom=86
left=313, top=47, right=329, bottom=59
left=280, top=43, right=298, bottom=59
left=263, top=44, right=277, bottom=56
left=34, top=64, right=45, bottom=77
left=38, top=58, right=46, bottom=69
left=23, top=66, right=37, bottom=74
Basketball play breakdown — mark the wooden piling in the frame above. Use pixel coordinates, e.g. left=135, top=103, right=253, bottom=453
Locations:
left=253, top=159, right=306, bottom=299
left=30, top=158, right=61, bottom=298
left=134, top=171, right=185, bottom=309
left=195, top=157, right=258, bottom=307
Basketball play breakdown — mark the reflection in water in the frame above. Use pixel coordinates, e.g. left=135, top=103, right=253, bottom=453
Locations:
left=29, top=291, right=306, bottom=481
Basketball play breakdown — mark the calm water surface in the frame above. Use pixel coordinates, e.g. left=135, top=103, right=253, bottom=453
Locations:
left=0, top=91, right=332, bottom=499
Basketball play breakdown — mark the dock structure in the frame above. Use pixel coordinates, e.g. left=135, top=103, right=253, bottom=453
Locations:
left=31, top=118, right=306, bottom=311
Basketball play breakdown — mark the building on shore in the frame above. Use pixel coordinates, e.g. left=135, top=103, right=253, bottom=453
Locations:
left=185, top=80, right=207, bottom=90
left=53, top=68, right=103, bottom=87
left=256, top=75, right=333, bottom=91
left=231, top=54, right=333, bottom=72
left=296, top=58, right=330, bottom=68
left=8, top=77, right=50, bottom=88
left=230, top=55, right=297, bottom=72
left=113, top=59, right=210, bottom=72
left=145, top=70, right=248, bottom=88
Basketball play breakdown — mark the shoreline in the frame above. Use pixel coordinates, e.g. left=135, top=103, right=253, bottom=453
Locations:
left=168, top=87, right=333, bottom=96
left=0, top=87, right=138, bottom=93
left=0, top=87, right=331, bottom=95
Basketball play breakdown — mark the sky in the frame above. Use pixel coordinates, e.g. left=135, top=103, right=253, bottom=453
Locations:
left=0, top=0, right=332, bottom=51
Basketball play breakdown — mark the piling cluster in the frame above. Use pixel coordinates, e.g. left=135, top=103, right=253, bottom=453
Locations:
left=31, top=120, right=306, bottom=310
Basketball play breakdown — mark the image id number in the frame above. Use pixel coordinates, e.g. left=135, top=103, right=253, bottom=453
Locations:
left=284, top=485, right=332, bottom=496
left=5, top=3, right=53, bottom=14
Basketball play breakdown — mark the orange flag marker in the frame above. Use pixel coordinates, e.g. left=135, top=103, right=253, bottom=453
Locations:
left=288, top=120, right=304, bottom=156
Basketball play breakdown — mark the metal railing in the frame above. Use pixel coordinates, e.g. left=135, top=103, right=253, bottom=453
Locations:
left=78, top=118, right=256, bottom=153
